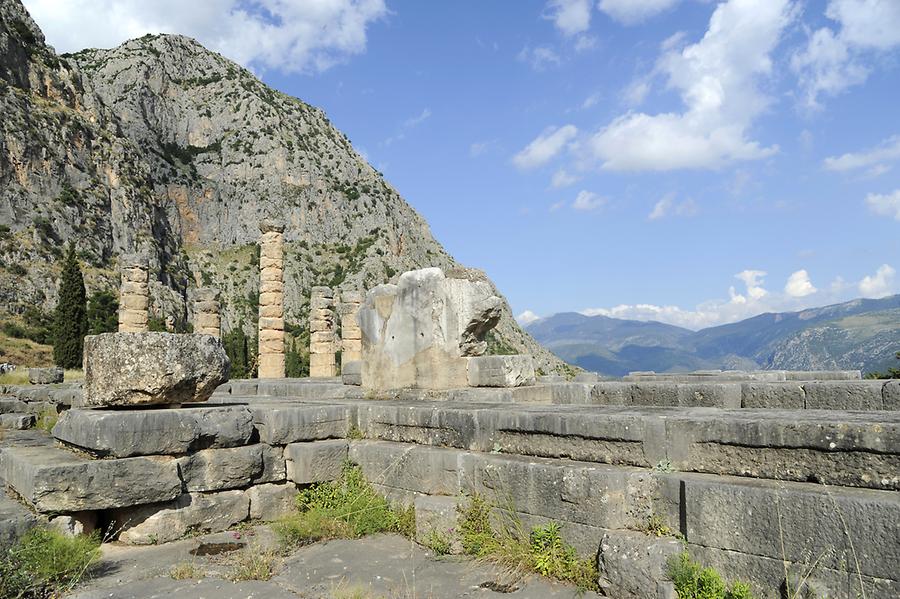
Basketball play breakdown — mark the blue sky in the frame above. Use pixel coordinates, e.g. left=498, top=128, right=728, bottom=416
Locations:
left=26, top=0, right=900, bottom=329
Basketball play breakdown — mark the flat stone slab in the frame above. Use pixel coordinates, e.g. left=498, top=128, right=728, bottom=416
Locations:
left=67, top=529, right=598, bottom=599
left=52, top=406, right=254, bottom=457
left=251, top=403, right=351, bottom=444
left=0, top=444, right=182, bottom=512
left=0, top=491, right=37, bottom=547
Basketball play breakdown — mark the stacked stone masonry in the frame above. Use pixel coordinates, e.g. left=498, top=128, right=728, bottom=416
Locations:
left=309, top=286, right=337, bottom=378
left=193, top=287, right=221, bottom=338
left=258, top=221, right=286, bottom=378
left=118, top=253, right=149, bottom=333
left=1, top=373, right=898, bottom=599
left=339, top=290, right=363, bottom=369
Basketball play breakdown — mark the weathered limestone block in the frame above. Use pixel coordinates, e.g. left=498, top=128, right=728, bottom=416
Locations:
left=251, top=404, right=351, bottom=445
left=0, top=413, right=35, bottom=429
left=248, top=483, right=297, bottom=521
left=591, top=382, right=630, bottom=405
left=574, top=372, right=599, bottom=382
left=597, top=530, right=683, bottom=599
left=177, top=445, right=264, bottom=492
left=549, top=382, right=592, bottom=404
left=253, top=444, right=287, bottom=484
left=52, top=406, right=254, bottom=457
left=81, top=332, right=230, bottom=407
left=28, top=367, right=63, bottom=384
left=628, top=382, right=679, bottom=406
left=740, top=381, right=806, bottom=408
left=340, top=291, right=363, bottom=369
left=285, top=440, right=348, bottom=484
left=467, top=355, right=535, bottom=387
left=358, top=268, right=503, bottom=391
left=349, top=440, right=461, bottom=496
left=193, top=287, right=221, bottom=338
left=885, top=380, right=900, bottom=411
left=341, top=360, right=362, bottom=386
left=114, top=490, right=249, bottom=545
left=803, top=380, right=884, bottom=410
left=0, top=493, right=36, bottom=547
left=676, top=383, right=742, bottom=408
left=258, top=220, right=285, bottom=378
left=48, top=511, right=97, bottom=537
left=0, top=445, right=181, bottom=512
left=414, top=495, right=463, bottom=554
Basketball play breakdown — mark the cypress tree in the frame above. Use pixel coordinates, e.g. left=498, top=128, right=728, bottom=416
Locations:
left=53, top=243, right=88, bottom=368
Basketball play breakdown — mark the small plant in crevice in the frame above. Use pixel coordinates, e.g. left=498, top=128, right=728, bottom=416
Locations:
left=35, top=406, right=59, bottom=434
left=456, top=493, right=599, bottom=592
left=424, top=528, right=453, bottom=556
left=170, top=561, right=203, bottom=580
left=273, top=462, right=414, bottom=552
left=667, top=551, right=756, bottom=599
left=0, top=527, right=101, bottom=598
left=227, top=546, right=278, bottom=581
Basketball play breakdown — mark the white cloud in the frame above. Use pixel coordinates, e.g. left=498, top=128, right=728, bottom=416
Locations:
left=623, top=79, right=650, bottom=106
left=648, top=193, right=697, bottom=219
left=516, top=310, right=542, bottom=325
left=581, top=91, right=603, bottom=109
left=792, top=0, right=900, bottom=107
left=824, top=135, right=900, bottom=175
left=598, top=0, right=680, bottom=25
left=517, top=45, right=563, bottom=71
left=859, top=264, right=896, bottom=297
left=545, top=0, right=592, bottom=36
left=584, top=0, right=791, bottom=171
left=785, top=269, right=817, bottom=297
left=735, top=270, right=768, bottom=300
left=22, top=0, right=386, bottom=73
left=866, top=189, right=900, bottom=220
left=512, top=125, right=578, bottom=170
left=384, top=107, right=431, bottom=146
left=572, top=190, right=606, bottom=211
left=574, top=35, right=598, bottom=53
left=551, top=169, right=579, bottom=188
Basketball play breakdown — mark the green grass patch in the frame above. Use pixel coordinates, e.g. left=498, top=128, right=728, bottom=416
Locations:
left=35, top=406, right=59, bottom=434
left=273, top=463, right=414, bottom=552
left=457, top=493, right=599, bottom=592
left=0, top=527, right=101, bottom=598
left=667, top=552, right=755, bottom=599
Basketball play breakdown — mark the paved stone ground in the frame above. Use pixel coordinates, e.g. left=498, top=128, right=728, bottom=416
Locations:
left=68, top=528, right=601, bottom=599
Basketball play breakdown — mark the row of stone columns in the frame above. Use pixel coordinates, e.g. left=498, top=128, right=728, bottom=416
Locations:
left=114, top=221, right=360, bottom=380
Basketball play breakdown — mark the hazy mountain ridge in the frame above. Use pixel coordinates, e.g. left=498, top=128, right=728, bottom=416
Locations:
left=527, top=295, right=900, bottom=376
left=0, top=0, right=563, bottom=372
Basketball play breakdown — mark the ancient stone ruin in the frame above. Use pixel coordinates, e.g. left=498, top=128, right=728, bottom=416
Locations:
left=309, top=286, right=337, bottom=378
left=257, top=220, right=286, bottom=379
left=192, top=287, right=221, bottom=338
left=117, top=253, right=150, bottom=333
left=0, top=265, right=897, bottom=599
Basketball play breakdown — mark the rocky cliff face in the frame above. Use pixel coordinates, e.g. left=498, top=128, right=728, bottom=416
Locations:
left=0, top=0, right=564, bottom=373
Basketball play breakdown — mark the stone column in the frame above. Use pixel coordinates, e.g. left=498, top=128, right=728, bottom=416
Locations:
left=258, top=220, right=285, bottom=378
left=118, top=253, right=149, bottom=333
left=193, top=287, right=221, bottom=338
left=309, top=286, right=336, bottom=378
left=340, top=290, right=363, bottom=369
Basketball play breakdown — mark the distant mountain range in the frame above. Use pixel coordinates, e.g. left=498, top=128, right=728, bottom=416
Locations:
left=526, top=295, right=900, bottom=376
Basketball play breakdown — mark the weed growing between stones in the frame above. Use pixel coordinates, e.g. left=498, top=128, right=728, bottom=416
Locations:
left=35, top=406, right=58, bottom=434
left=169, top=561, right=204, bottom=580
left=273, top=462, right=415, bottom=551
left=227, top=546, right=278, bottom=581
left=667, top=552, right=755, bottom=599
left=0, top=527, right=101, bottom=598
left=456, top=493, right=599, bottom=592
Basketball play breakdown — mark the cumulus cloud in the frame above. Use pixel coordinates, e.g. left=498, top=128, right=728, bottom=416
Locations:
left=572, top=190, right=606, bottom=211
left=859, top=264, right=896, bottom=297
left=735, top=270, right=769, bottom=301
left=551, top=169, right=579, bottom=188
left=22, top=0, right=387, bottom=73
left=517, top=45, right=563, bottom=71
left=792, top=0, right=900, bottom=107
left=785, top=269, right=817, bottom=297
left=512, top=125, right=578, bottom=170
left=865, top=190, right=900, bottom=220
left=584, top=0, right=791, bottom=171
left=598, top=0, right=680, bottom=25
left=545, top=0, right=592, bottom=36
left=516, top=310, right=542, bottom=325
left=824, top=135, right=900, bottom=175
left=648, top=193, right=697, bottom=219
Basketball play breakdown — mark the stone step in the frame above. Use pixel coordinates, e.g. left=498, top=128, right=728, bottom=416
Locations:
left=0, top=397, right=27, bottom=414
left=348, top=400, right=900, bottom=491
left=0, top=413, right=35, bottom=430
left=0, top=488, right=37, bottom=547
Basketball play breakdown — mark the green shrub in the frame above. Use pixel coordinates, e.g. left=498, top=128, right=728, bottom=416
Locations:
left=667, top=552, right=756, bottom=599
left=0, top=527, right=101, bottom=598
left=273, top=463, right=413, bottom=552
left=35, top=406, right=58, bottom=434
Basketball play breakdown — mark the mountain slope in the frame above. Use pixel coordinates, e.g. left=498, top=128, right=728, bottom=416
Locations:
left=0, top=0, right=563, bottom=372
left=527, top=295, right=900, bottom=376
